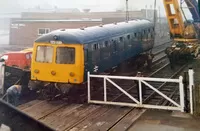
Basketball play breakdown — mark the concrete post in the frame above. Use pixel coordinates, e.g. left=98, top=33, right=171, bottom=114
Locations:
left=188, top=68, right=194, bottom=114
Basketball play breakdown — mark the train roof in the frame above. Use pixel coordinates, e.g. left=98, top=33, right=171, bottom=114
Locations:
left=35, top=19, right=153, bottom=44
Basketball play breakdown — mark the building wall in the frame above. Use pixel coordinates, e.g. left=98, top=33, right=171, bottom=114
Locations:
left=9, top=21, right=101, bottom=46
left=21, top=11, right=146, bottom=20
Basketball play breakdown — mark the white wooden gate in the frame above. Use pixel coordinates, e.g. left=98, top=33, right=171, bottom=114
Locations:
left=87, top=72, right=185, bottom=112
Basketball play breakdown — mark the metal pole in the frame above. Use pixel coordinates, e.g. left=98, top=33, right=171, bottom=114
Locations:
left=126, top=0, right=129, bottom=21
left=145, top=5, right=147, bottom=19
left=188, top=68, right=194, bottom=114
left=183, top=71, right=189, bottom=113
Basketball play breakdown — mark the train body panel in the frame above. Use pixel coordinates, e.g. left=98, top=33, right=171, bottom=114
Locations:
left=31, top=19, right=154, bottom=84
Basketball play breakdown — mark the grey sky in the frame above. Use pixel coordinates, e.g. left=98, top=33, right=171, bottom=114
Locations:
left=1, top=0, right=164, bottom=11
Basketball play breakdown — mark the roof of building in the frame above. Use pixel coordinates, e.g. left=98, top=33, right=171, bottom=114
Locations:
left=35, top=19, right=153, bottom=44
left=12, top=18, right=102, bottom=23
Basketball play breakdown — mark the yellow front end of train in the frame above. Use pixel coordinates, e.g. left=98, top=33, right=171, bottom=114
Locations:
left=31, top=42, right=84, bottom=84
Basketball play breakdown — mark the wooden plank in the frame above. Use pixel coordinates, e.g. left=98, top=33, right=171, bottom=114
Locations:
left=40, top=104, right=84, bottom=123
left=18, top=100, right=43, bottom=110
left=22, top=100, right=66, bottom=120
left=66, top=106, right=111, bottom=131
left=108, top=109, right=146, bottom=131
left=68, top=107, right=130, bottom=131
left=41, top=104, right=100, bottom=131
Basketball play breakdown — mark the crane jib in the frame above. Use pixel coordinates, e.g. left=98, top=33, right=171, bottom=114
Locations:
left=184, top=0, right=200, bottom=21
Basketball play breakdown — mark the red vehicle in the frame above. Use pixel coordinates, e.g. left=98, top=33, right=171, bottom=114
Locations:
left=0, top=50, right=32, bottom=69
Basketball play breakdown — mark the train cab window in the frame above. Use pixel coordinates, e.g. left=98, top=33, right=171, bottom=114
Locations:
left=56, top=47, right=75, bottom=64
left=36, top=46, right=53, bottom=63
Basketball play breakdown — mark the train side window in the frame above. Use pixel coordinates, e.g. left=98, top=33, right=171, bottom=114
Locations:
left=99, top=42, right=104, bottom=48
left=151, top=32, right=154, bottom=38
left=84, top=49, right=88, bottom=62
left=120, top=37, right=123, bottom=42
left=113, top=40, right=117, bottom=52
left=127, top=35, right=130, bottom=40
left=134, top=33, right=137, bottom=37
left=93, top=43, right=99, bottom=50
left=148, top=32, right=151, bottom=39
left=138, top=32, right=142, bottom=40
left=105, top=41, right=109, bottom=47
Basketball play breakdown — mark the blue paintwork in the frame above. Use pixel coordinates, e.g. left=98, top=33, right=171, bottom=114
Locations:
left=35, top=19, right=153, bottom=44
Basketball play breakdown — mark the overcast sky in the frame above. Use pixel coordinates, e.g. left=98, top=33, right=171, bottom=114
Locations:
left=0, top=0, right=193, bottom=18
left=1, top=0, right=165, bottom=11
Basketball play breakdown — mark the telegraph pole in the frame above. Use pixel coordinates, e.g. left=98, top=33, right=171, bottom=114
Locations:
left=126, top=0, right=129, bottom=21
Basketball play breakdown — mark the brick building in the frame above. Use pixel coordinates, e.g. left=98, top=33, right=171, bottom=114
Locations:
left=10, top=19, right=102, bottom=46
left=9, top=10, right=156, bottom=46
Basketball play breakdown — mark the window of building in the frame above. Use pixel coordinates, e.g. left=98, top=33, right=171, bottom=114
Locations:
left=38, top=28, right=50, bottom=35
left=56, top=47, right=75, bottom=64
left=36, top=46, right=53, bottom=63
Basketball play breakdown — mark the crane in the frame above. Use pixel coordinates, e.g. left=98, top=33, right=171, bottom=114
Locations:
left=163, top=0, right=200, bottom=64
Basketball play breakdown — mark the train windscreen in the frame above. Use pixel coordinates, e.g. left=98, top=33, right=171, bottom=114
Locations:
left=36, top=46, right=53, bottom=63
left=56, top=47, right=75, bottom=64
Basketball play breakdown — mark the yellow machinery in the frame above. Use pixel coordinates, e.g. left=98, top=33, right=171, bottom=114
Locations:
left=163, top=0, right=200, bottom=60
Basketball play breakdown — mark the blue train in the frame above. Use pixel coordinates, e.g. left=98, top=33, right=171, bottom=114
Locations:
left=30, top=19, right=154, bottom=94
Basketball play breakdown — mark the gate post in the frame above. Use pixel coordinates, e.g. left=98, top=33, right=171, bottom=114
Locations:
left=0, top=61, right=5, bottom=95
left=87, top=72, right=91, bottom=103
left=188, top=68, right=194, bottom=114
left=179, top=76, right=184, bottom=112
left=183, top=71, right=189, bottom=113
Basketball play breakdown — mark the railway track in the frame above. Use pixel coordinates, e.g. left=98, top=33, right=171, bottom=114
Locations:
left=17, top=62, right=186, bottom=131
left=16, top=41, right=186, bottom=131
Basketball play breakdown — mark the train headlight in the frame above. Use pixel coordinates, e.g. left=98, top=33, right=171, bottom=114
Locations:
left=34, top=69, right=39, bottom=74
left=51, top=71, right=56, bottom=76
left=70, top=72, right=75, bottom=77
